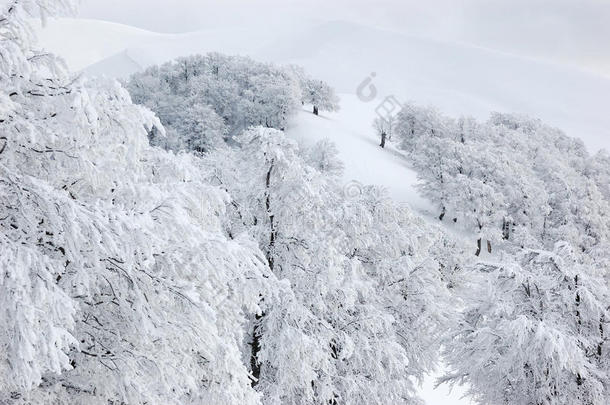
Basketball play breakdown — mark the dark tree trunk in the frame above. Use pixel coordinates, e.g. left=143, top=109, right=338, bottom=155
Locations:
left=313, top=105, right=319, bottom=115
left=487, top=240, right=492, bottom=254
left=502, top=217, right=510, bottom=240
left=380, top=131, right=387, bottom=148
left=575, top=275, right=581, bottom=326
left=574, top=274, right=584, bottom=387
left=250, top=314, right=263, bottom=387
left=439, top=206, right=446, bottom=221
left=598, top=317, right=604, bottom=357
left=265, top=163, right=276, bottom=270
left=251, top=160, right=276, bottom=388
left=475, top=238, right=482, bottom=256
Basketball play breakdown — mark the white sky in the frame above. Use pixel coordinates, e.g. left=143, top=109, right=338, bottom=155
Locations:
left=78, top=0, right=610, bottom=77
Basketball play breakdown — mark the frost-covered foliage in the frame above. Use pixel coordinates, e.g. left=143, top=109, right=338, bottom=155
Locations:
left=128, top=48, right=454, bottom=402
left=9, top=1, right=609, bottom=403
left=288, top=64, right=340, bottom=116
left=2, top=2, right=456, bottom=403
left=388, top=103, right=610, bottom=401
left=1, top=2, right=273, bottom=403
left=303, top=138, right=345, bottom=178
left=126, top=54, right=338, bottom=152
left=393, top=105, right=610, bottom=256
left=301, top=79, right=340, bottom=116
left=203, top=128, right=454, bottom=404
left=443, top=243, right=609, bottom=405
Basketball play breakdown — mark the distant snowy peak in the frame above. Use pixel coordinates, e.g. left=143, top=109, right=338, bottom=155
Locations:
left=35, top=17, right=610, bottom=152
left=33, top=18, right=157, bottom=71
left=84, top=50, right=144, bottom=78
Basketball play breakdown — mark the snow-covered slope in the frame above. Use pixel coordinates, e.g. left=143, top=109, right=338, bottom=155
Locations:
left=33, top=17, right=605, bottom=405
left=36, top=18, right=610, bottom=152
left=34, top=19, right=156, bottom=71
left=264, top=20, right=610, bottom=153
left=287, top=95, right=427, bottom=210
left=34, top=18, right=303, bottom=77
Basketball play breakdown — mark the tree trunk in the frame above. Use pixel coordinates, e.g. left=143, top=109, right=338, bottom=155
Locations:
left=502, top=217, right=510, bottom=240
left=380, top=131, right=386, bottom=148
left=475, top=238, right=482, bottom=256
left=313, top=105, right=319, bottom=115
left=250, top=314, right=263, bottom=387
left=265, top=163, right=276, bottom=270
left=487, top=240, right=492, bottom=254
left=598, top=318, right=604, bottom=357
left=439, top=206, right=446, bottom=221
left=575, top=275, right=581, bottom=327
left=251, top=160, right=276, bottom=388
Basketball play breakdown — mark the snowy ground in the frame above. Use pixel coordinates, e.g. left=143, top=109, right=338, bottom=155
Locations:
left=286, top=95, right=427, bottom=210
left=33, top=16, right=608, bottom=405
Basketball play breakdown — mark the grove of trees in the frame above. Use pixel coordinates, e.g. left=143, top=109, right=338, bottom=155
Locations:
left=388, top=103, right=610, bottom=404
left=125, top=54, right=339, bottom=152
left=1, top=2, right=452, bottom=404
left=1, top=1, right=609, bottom=404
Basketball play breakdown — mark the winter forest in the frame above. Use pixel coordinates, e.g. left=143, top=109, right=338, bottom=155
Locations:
left=1, top=1, right=609, bottom=404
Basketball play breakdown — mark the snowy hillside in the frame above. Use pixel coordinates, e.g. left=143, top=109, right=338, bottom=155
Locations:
left=36, top=17, right=610, bottom=152
left=286, top=95, right=427, bottom=210
left=21, top=14, right=609, bottom=405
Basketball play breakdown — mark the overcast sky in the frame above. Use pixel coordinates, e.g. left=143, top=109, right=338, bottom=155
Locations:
left=77, top=0, right=610, bottom=77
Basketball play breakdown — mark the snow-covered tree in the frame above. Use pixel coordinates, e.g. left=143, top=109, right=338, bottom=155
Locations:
left=167, top=103, right=227, bottom=152
left=373, top=115, right=397, bottom=148
left=303, top=138, right=345, bottom=178
left=392, top=102, right=610, bottom=257
left=1, top=3, right=274, bottom=403
left=301, top=78, right=340, bottom=116
left=203, top=127, right=454, bottom=405
left=389, top=100, right=610, bottom=403
left=10, top=2, right=609, bottom=404
left=395, top=104, right=461, bottom=221
left=126, top=54, right=337, bottom=151
left=443, top=243, right=609, bottom=405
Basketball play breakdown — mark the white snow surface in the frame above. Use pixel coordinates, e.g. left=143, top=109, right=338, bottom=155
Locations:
left=35, top=17, right=610, bottom=152
left=34, top=16, right=608, bottom=405
left=287, top=96, right=427, bottom=209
